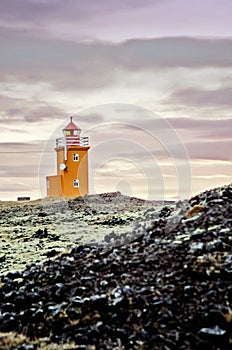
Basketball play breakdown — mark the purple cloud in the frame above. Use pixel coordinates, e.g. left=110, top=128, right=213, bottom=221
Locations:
left=0, top=35, right=231, bottom=91
left=185, top=140, right=232, bottom=161
left=0, top=0, right=168, bottom=23
left=168, top=87, right=232, bottom=108
left=168, top=117, right=232, bottom=139
left=0, top=98, right=67, bottom=124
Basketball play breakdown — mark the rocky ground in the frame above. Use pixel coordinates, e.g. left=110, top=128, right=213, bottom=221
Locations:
left=0, top=192, right=169, bottom=276
left=0, top=185, right=232, bottom=349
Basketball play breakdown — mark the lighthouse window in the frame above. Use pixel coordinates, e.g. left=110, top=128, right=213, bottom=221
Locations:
left=73, top=179, right=79, bottom=188
left=73, top=153, right=79, bottom=161
left=65, top=130, right=71, bottom=136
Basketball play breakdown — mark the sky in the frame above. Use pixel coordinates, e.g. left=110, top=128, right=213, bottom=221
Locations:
left=0, top=0, right=231, bottom=201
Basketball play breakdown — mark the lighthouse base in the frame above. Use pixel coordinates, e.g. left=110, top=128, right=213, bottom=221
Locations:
left=46, top=174, right=88, bottom=198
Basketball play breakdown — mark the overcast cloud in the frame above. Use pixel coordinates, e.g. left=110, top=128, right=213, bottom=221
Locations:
left=0, top=0, right=231, bottom=200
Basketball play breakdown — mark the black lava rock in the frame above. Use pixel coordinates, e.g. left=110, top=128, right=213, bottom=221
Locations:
left=0, top=184, right=232, bottom=349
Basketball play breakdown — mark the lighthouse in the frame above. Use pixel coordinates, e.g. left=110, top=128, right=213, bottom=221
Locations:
left=46, top=117, right=90, bottom=197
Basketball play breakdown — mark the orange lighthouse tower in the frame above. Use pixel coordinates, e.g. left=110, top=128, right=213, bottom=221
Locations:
left=46, top=117, right=90, bottom=197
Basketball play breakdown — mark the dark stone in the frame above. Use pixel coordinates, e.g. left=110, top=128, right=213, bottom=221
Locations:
left=0, top=312, right=19, bottom=332
left=5, top=270, right=22, bottom=280
left=46, top=249, right=59, bottom=258
left=198, top=325, right=227, bottom=344
left=0, top=255, right=6, bottom=263
left=38, top=212, right=47, bottom=217
left=190, top=231, right=204, bottom=240
left=32, top=228, right=48, bottom=239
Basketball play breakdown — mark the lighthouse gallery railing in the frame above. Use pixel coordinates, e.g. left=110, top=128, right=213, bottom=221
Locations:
left=56, top=136, right=89, bottom=148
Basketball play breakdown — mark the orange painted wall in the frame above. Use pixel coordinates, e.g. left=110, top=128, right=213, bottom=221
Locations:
left=46, top=175, right=63, bottom=197
left=62, top=146, right=89, bottom=197
left=47, top=146, right=90, bottom=198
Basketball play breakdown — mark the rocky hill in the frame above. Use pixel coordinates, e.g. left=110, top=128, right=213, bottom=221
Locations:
left=0, top=192, right=168, bottom=276
left=0, top=185, right=232, bottom=349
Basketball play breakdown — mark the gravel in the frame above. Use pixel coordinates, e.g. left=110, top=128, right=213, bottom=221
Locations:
left=0, top=192, right=166, bottom=275
left=0, top=185, right=232, bottom=349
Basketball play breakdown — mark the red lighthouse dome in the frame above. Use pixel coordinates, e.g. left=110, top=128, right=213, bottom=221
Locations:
left=62, top=116, right=81, bottom=146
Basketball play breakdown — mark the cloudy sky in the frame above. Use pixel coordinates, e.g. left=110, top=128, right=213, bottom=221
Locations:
left=0, top=0, right=231, bottom=201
